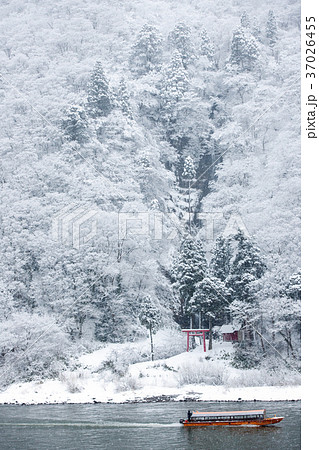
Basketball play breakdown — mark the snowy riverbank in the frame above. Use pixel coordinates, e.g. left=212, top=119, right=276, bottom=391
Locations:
left=0, top=379, right=301, bottom=404
left=0, top=379, right=301, bottom=406
left=0, top=334, right=301, bottom=406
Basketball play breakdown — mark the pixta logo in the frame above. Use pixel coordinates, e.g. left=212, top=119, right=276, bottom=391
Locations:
left=118, top=211, right=250, bottom=241
left=52, top=203, right=98, bottom=249
left=52, top=205, right=250, bottom=248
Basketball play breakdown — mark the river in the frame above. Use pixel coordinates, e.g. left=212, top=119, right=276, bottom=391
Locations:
left=0, top=401, right=300, bottom=450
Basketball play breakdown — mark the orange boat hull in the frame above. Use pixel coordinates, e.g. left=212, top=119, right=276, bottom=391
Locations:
left=182, top=417, right=284, bottom=427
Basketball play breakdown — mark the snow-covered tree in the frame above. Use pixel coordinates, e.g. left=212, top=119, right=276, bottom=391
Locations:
left=0, top=280, right=14, bottom=320
left=95, top=292, right=138, bottom=343
left=117, top=78, right=133, bottom=119
left=172, top=238, right=207, bottom=324
left=264, top=269, right=301, bottom=361
left=130, top=24, right=163, bottom=76
left=160, top=51, right=189, bottom=109
left=159, top=48, right=211, bottom=162
left=227, top=230, right=266, bottom=304
left=189, top=275, right=229, bottom=349
left=274, top=295, right=300, bottom=359
left=241, top=11, right=250, bottom=29
left=139, top=295, right=161, bottom=361
left=251, top=19, right=262, bottom=42
left=168, top=22, right=194, bottom=68
left=87, top=61, right=113, bottom=117
left=210, top=231, right=267, bottom=344
left=230, top=28, right=247, bottom=67
left=266, top=10, right=278, bottom=47
left=230, top=27, right=259, bottom=71
left=199, top=29, right=216, bottom=68
left=35, top=250, right=101, bottom=340
left=159, top=50, right=190, bottom=145
left=225, top=231, right=266, bottom=344
left=286, top=270, right=301, bottom=302
left=272, top=269, right=301, bottom=358
left=210, top=235, right=232, bottom=282
left=0, top=312, right=70, bottom=386
left=61, top=105, right=89, bottom=143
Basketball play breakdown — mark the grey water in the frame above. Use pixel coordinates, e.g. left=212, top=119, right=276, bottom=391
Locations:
left=0, top=401, right=300, bottom=450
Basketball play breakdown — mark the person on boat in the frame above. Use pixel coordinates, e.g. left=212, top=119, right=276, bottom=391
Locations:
left=187, top=410, right=192, bottom=421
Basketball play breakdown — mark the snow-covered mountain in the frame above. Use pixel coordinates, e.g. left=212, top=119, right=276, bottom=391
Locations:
left=0, top=0, right=300, bottom=391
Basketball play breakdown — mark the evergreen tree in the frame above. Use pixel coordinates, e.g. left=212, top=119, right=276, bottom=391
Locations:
left=160, top=51, right=189, bottom=105
left=226, top=230, right=266, bottom=304
left=168, top=22, right=194, bottom=68
left=61, top=105, right=89, bottom=143
left=189, top=275, right=229, bottom=349
left=251, top=20, right=262, bottom=42
left=160, top=51, right=189, bottom=128
left=210, top=232, right=266, bottom=344
left=130, top=24, right=163, bottom=76
left=241, top=11, right=250, bottom=29
left=266, top=10, right=278, bottom=47
left=200, top=29, right=216, bottom=67
left=172, top=238, right=207, bottom=323
left=230, top=28, right=247, bottom=67
left=139, top=295, right=161, bottom=361
left=87, top=61, right=113, bottom=118
left=210, top=236, right=232, bottom=282
left=117, top=78, right=133, bottom=119
left=226, top=231, right=266, bottom=343
left=230, top=27, right=259, bottom=71
left=245, top=36, right=260, bottom=70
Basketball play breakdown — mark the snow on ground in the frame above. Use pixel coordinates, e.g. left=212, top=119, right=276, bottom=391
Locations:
left=0, top=333, right=301, bottom=405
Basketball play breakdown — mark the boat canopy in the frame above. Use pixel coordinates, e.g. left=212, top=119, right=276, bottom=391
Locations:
left=191, top=409, right=265, bottom=418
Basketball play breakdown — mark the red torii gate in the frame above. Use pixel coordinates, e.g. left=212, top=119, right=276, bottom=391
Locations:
left=182, top=329, right=210, bottom=352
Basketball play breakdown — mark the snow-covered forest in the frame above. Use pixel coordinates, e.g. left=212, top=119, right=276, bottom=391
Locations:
left=0, top=0, right=300, bottom=392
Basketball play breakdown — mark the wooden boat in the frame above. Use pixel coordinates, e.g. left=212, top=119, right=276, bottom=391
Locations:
left=180, top=409, right=284, bottom=427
